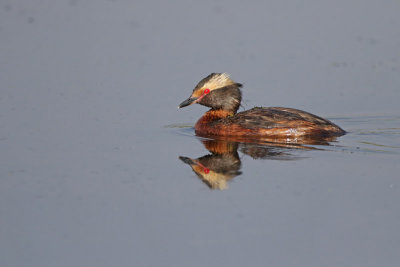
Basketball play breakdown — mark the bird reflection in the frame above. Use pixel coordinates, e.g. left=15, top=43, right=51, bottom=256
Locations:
left=179, top=135, right=338, bottom=190
left=180, top=140, right=241, bottom=190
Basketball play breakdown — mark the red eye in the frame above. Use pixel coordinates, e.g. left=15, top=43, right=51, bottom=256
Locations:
left=204, top=168, right=210, bottom=174
left=204, top=88, right=210, bottom=94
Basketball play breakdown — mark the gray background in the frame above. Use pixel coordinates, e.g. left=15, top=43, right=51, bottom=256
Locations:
left=1, top=1, right=399, bottom=267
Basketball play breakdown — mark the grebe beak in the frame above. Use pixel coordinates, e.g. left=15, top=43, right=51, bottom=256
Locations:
left=179, top=156, right=195, bottom=165
left=178, top=96, right=198, bottom=108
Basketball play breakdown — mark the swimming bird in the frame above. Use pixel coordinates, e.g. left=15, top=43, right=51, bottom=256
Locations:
left=178, top=73, right=345, bottom=139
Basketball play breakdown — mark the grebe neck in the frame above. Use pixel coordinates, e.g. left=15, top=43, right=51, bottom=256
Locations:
left=196, top=109, right=233, bottom=126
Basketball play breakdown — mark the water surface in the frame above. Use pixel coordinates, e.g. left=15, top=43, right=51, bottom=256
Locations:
left=1, top=1, right=400, bottom=267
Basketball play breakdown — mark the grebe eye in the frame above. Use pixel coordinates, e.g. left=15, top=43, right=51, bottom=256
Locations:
left=204, top=88, right=210, bottom=94
left=204, top=168, right=210, bottom=174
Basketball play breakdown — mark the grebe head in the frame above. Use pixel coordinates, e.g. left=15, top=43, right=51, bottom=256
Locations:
left=178, top=73, right=242, bottom=113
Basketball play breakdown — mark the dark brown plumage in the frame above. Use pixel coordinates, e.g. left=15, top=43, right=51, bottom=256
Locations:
left=179, top=73, right=345, bottom=139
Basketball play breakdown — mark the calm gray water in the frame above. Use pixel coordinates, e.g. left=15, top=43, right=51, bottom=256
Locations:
left=1, top=1, right=400, bottom=267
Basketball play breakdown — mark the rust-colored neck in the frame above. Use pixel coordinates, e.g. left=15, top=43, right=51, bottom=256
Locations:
left=196, top=109, right=232, bottom=124
left=195, top=109, right=233, bottom=135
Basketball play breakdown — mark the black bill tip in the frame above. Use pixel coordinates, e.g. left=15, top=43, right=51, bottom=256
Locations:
left=179, top=156, right=195, bottom=165
left=178, top=97, right=197, bottom=109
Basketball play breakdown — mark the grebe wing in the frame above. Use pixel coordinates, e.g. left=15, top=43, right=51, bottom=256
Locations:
left=222, top=107, right=335, bottom=129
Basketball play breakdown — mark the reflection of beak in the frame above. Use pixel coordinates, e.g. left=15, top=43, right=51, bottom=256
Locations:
left=178, top=97, right=198, bottom=108
left=179, top=156, right=209, bottom=174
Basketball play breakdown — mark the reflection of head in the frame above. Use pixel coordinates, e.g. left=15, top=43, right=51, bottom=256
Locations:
left=180, top=153, right=241, bottom=190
